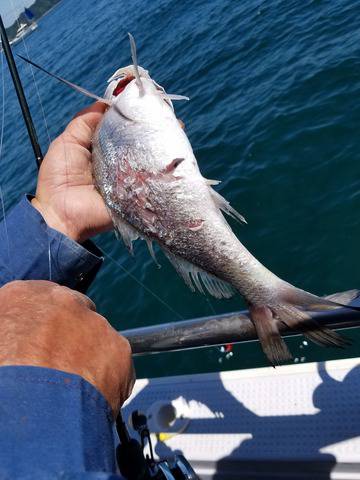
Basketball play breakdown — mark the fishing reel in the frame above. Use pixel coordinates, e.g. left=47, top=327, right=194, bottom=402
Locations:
left=116, top=410, right=198, bottom=480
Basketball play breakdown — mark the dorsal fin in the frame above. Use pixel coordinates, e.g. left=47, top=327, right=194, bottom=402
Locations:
left=17, top=54, right=111, bottom=105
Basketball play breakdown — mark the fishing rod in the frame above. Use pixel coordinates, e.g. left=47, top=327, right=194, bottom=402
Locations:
left=0, top=14, right=43, bottom=168
left=122, top=292, right=360, bottom=355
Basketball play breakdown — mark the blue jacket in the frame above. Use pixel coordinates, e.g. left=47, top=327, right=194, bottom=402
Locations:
left=0, top=196, right=123, bottom=479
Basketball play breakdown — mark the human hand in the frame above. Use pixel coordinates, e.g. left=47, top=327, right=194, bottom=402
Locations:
left=0, top=280, right=134, bottom=416
left=32, top=102, right=112, bottom=243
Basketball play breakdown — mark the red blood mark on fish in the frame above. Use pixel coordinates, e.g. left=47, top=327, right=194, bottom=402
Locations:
left=187, top=219, right=204, bottom=231
left=113, top=75, right=135, bottom=96
left=114, top=158, right=184, bottom=236
left=163, top=158, right=184, bottom=173
left=116, top=159, right=182, bottom=190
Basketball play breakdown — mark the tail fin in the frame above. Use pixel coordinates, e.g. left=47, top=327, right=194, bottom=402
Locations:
left=279, top=284, right=360, bottom=310
left=249, top=287, right=359, bottom=366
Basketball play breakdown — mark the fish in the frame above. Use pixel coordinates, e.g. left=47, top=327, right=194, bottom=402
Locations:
left=18, top=36, right=359, bottom=366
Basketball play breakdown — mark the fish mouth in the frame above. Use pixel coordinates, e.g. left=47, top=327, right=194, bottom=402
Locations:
left=112, top=75, right=135, bottom=97
left=107, top=64, right=149, bottom=98
left=107, top=65, right=149, bottom=83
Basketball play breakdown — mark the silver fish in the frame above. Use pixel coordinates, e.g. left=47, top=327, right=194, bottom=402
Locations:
left=90, top=34, right=358, bottom=365
left=18, top=38, right=356, bottom=365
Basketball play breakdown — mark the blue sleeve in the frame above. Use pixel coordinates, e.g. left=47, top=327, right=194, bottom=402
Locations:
left=0, top=366, right=122, bottom=479
left=0, top=195, right=103, bottom=290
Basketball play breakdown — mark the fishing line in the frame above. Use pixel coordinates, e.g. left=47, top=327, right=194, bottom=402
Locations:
left=47, top=237, right=52, bottom=280
left=0, top=40, right=13, bottom=280
left=10, top=0, right=52, bottom=147
left=9, top=0, right=53, bottom=279
left=205, top=296, right=217, bottom=316
left=0, top=186, right=12, bottom=280
left=101, top=247, right=185, bottom=321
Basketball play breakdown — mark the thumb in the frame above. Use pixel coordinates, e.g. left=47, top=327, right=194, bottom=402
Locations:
left=64, top=102, right=108, bottom=149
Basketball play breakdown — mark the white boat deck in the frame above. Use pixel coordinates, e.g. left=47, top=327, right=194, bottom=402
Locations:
left=123, top=357, right=360, bottom=479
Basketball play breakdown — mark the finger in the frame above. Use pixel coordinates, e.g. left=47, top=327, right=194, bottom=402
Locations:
left=67, top=289, right=97, bottom=312
left=126, top=359, right=136, bottom=399
left=72, top=101, right=108, bottom=125
left=111, top=335, right=135, bottom=413
left=0, top=280, right=58, bottom=299
left=63, top=102, right=107, bottom=149
left=0, top=280, right=60, bottom=317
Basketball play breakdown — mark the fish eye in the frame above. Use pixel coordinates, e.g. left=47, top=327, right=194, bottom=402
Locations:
left=113, top=75, right=135, bottom=97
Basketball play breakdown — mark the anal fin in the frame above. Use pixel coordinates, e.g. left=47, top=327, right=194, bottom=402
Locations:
left=205, top=178, right=221, bottom=186
left=164, top=250, right=235, bottom=299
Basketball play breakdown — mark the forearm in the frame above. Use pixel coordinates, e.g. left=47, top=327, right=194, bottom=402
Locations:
left=0, top=366, right=121, bottom=479
left=0, top=196, right=103, bottom=290
left=0, top=281, right=134, bottom=479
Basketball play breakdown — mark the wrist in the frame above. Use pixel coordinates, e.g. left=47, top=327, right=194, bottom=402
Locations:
left=31, top=197, right=82, bottom=242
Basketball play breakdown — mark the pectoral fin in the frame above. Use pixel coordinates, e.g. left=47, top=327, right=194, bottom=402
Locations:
left=165, top=94, right=190, bottom=101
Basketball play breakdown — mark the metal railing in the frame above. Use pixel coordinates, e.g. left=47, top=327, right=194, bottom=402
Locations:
left=122, top=293, right=360, bottom=355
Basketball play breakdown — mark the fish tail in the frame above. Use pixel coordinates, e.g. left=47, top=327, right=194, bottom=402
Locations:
left=249, top=287, right=359, bottom=366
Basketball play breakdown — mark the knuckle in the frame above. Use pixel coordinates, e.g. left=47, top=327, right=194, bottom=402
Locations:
left=49, top=136, right=63, bottom=150
left=118, top=333, right=132, bottom=352
left=106, top=330, right=133, bottom=363
left=54, top=284, right=75, bottom=299
left=54, top=285, right=96, bottom=311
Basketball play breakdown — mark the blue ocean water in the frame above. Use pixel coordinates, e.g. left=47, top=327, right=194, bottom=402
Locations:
left=1, top=0, right=360, bottom=378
